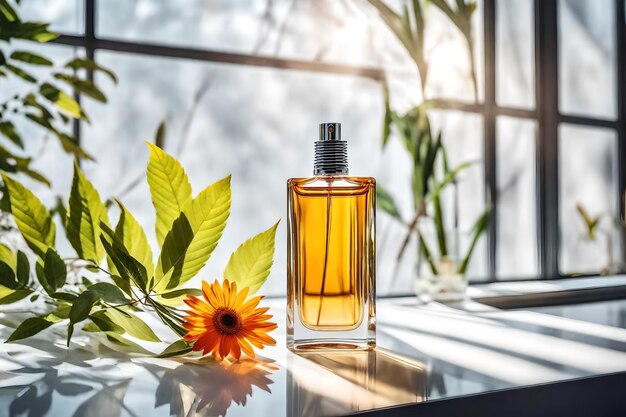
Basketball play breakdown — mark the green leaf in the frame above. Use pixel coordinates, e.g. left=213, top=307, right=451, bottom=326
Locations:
left=367, top=0, right=421, bottom=68
left=16, top=251, right=29, bottom=286
left=155, top=120, right=166, bottom=149
left=576, top=203, right=601, bottom=240
left=89, top=282, right=127, bottom=304
left=69, top=291, right=98, bottom=344
left=6, top=64, right=36, bottom=83
left=418, top=230, right=438, bottom=275
left=431, top=161, right=474, bottom=200
left=65, top=58, right=118, bottom=83
left=54, top=73, right=106, bottom=102
left=149, top=299, right=187, bottom=337
left=159, top=288, right=202, bottom=299
left=0, top=121, right=24, bottom=148
left=157, top=340, right=192, bottom=358
left=70, top=290, right=98, bottom=323
left=10, top=51, right=53, bottom=66
left=223, top=221, right=279, bottom=294
left=100, top=224, right=148, bottom=292
left=46, top=305, right=71, bottom=321
left=0, top=0, right=18, bottom=22
left=376, top=186, right=402, bottom=221
left=109, top=275, right=132, bottom=297
left=66, top=162, right=110, bottom=264
left=114, top=200, right=154, bottom=277
left=6, top=317, right=54, bottom=343
left=39, top=83, right=87, bottom=120
left=0, top=289, right=32, bottom=305
left=458, top=208, right=492, bottom=274
left=157, top=287, right=202, bottom=306
left=155, top=176, right=231, bottom=291
left=94, top=309, right=160, bottom=342
left=0, top=260, right=17, bottom=289
left=146, top=143, right=192, bottom=247
left=50, top=292, right=77, bottom=301
left=43, top=248, right=66, bottom=292
left=84, top=314, right=124, bottom=334
left=432, top=190, right=447, bottom=257
left=382, top=77, right=392, bottom=146
left=2, top=174, right=55, bottom=258
left=1, top=22, right=58, bottom=43
left=0, top=243, right=16, bottom=270
left=103, top=332, right=154, bottom=355
left=55, top=132, right=94, bottom=160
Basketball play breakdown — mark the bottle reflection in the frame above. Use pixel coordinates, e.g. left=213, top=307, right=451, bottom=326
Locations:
left=287, top=348, right=426, bottom=417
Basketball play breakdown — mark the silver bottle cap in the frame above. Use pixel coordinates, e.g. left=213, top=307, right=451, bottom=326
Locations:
left=314, top=122, right=348, bottom=175
left=319, top=123, right=342, bottom=141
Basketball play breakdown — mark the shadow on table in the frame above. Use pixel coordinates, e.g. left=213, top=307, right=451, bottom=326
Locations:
left=0, top=335, right=277, bottom=417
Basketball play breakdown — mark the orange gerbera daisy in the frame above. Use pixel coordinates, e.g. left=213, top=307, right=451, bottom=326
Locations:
left=183, top=279, right=277, bottom=360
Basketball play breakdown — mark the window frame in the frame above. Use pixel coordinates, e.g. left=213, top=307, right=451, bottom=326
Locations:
left=50, top=0, right=626, bottom=282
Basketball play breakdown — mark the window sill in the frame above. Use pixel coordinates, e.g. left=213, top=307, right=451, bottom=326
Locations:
left=467, top=276, right=626, bottom=309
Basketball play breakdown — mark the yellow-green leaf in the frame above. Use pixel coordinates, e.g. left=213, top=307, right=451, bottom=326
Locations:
left=114, top=200, right=154, bottom=276
left=154, top=176, right=231, bottom=291
left=10, top=51, right=53, bottom=66
left=146, top=143, right=192, bottom=247
left=0, top=243, right=17, bottom=270
left=39, top=83, right=87, bottom=121
left=65, top=59, right=118, bottom=84
left=93, top=309, right=160, bottom=342
left=223, top=221, right=279, bottom=294
left=103, top=332, right=154, bottom=355
left=66, top=162, right=110, bottom=264
left=2, top=174, right=55, bottom=258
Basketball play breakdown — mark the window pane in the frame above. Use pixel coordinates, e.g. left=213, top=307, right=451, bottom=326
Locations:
left=98, top=0, right=382, bottom=67
left=496, top=0, right=535, bottom=109
left=558, top=0, right=617, bottom=119
left=424, top=3, right=484, bottom=103
left=82, top=51, right=386, bottom=296
left=19, top=0, right=84, bottom=34
left=496, top=117, right=538, bottom=278
left=559, top=124, right=619, bottom=275
left=97, top=1, right=483, bottom=103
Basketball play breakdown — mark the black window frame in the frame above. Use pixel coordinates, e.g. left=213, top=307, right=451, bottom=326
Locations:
left=51, top=0, right=626, bottom=282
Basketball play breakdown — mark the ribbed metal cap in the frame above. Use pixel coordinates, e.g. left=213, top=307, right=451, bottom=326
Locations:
left=314, top=122, right=348, bottom=175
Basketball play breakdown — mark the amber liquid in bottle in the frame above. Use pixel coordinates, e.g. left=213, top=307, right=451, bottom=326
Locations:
left=287, top=123, right=375, bottom=351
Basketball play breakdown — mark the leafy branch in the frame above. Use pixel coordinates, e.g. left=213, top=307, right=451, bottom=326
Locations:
left=0, top=0, right=116, bottom=185
left=0, top=142, right=279, bottom=356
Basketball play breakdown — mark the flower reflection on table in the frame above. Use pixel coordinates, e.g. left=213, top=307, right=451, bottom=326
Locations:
left=155, top=357, right=277, bottom=417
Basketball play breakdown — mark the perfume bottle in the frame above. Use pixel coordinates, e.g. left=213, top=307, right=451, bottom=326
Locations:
left=287, top=122, right=375, bottom=351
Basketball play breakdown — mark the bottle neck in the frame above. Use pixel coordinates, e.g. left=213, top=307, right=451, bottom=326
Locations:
left=313, top=140, right=349, bottom=176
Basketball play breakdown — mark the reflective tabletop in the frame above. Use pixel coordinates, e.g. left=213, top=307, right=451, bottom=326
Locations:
left=2, top=296, right=626, bottom=417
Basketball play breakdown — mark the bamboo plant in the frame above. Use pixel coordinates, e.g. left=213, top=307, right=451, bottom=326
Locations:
left=368, top=0, right=490, bottom=280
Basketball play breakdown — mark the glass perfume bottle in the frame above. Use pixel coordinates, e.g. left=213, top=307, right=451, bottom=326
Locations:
left=287, top=122, right=375, bottom=351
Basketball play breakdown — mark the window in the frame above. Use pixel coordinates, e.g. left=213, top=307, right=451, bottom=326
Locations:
left=32, top=0, right=625, bottom=294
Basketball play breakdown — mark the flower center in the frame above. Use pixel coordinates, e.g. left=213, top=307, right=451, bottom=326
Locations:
left=213, top=307, right=242, bottom=335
